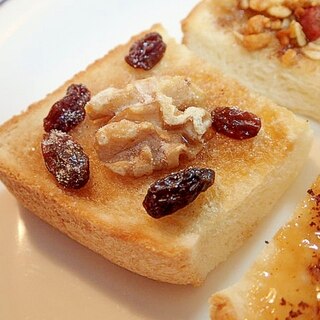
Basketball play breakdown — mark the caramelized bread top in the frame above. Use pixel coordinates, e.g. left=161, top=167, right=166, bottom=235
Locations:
left=0, top=25, right=309, bottom=253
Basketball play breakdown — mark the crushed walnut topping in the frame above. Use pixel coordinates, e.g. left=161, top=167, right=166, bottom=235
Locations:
left=86, top=76, right=212, bottom=177
left=301, top=38, right=320, bottom=59
left=236, top=0, right=320, bottom=64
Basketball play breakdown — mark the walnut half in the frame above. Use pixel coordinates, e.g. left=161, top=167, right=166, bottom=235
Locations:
left=86, top=76, right=212, bottom=177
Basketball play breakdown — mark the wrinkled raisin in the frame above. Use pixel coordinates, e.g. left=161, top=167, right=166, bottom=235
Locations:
left=41, top=130, right=89, bottom=189
left=143, top=168, right=215, bottom=219
left=125, top=32, right=166, bottom=70
left=298, top=6, right=320, bottom=41
left=211, top=107, right=261, bottom=140
left=43, top=84, right=91, bottom=132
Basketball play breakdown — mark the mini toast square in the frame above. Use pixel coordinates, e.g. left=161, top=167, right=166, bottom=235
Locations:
left=0, top=25, right=312, bottom=285
left=182, top=0, right=320, bottom=121
left=210, top=176, right=320, bottom=319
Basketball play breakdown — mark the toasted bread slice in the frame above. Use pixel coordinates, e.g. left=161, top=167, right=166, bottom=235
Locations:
left=0, top=25, right=312, bottom=285
left=182, top=0, right=320, bottom=121
left=210, top=176, right=320, bottom=319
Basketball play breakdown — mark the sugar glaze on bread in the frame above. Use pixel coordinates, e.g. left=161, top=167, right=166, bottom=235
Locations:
left=0, top=25, right=312, bottom=285
left=210, top=177, right=320, bottom=319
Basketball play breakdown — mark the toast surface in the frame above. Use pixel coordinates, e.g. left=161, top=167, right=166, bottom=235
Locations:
left=210, top=176, right=320, bottom=319
left=0, top=25, right=312, bottom=285
left=182, top=0, right=320, bottom=121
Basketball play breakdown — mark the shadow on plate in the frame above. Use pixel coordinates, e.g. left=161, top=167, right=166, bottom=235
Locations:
left=18, top=203, right=217, bottom=320
left=17, top=156, right=319, bottom=320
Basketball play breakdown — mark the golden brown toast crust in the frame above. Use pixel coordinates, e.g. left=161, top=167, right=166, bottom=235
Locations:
left=0, top=25, right=311, bottom=285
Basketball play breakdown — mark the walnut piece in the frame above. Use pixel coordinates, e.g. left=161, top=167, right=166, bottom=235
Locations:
left=239, top=0, right=249, bottom=9
left=267, top=5, right=292, bottom=18
left=302, top=39, right=320, bottom=59
left=244, top=0, right=320, bottom=15
left=86, top=76, right=202, bottom=120
left=236, top=0, right=320, bottom=63
left=290, top=20, right=307, bottom=46
left=280, top=48, right=298, bottom=65
left=249, top=0, right=285, bottom=12
left=86, top=76, right=212, bottom=177
left=245, top=15, right=270, bottom=34
left=241, top=33, right=273, bottom=51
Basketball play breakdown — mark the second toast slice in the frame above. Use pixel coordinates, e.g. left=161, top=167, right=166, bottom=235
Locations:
left=210, top=177, right=320, bottom=319
left=183, top=0, right=320, bottom=121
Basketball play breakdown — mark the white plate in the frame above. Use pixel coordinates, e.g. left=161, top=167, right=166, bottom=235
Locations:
left=0, top=1, right=319, bottom=319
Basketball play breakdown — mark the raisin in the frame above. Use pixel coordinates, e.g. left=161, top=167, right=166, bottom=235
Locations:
left=143, top=168, right=215, bottom=219
left=211, top=107, right=261, bottom=140
left=298, top=6, right=320, bottom=42
left=125, top=32, right=167, bottom=70
left=41, top=130, right=89, bottom=189
left=43, top=84, right=91, bottom=132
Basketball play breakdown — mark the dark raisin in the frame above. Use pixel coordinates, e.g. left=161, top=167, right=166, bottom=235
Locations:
left=211, top=107, right=261, bottom=140
left=43, top=84, right=91, bottom=132
left=125, top=32, right=167, bottom=70
left=41, top=130, right=89, bottom=189
left=143, top=168, right=215, bottom=219
left=298, top=6, right=320, bottom=41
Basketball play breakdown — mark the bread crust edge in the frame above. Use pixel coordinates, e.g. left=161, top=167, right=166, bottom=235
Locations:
left=209, top=293, right=240, bottom=320
left=0, top=166, right=204, bottom=286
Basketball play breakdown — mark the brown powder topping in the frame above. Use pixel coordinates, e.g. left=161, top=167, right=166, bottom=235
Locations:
left=308, top=259, right=320, bottom=283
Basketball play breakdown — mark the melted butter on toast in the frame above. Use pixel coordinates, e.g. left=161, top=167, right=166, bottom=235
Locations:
left=245, top=179, right=320, bottom=319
